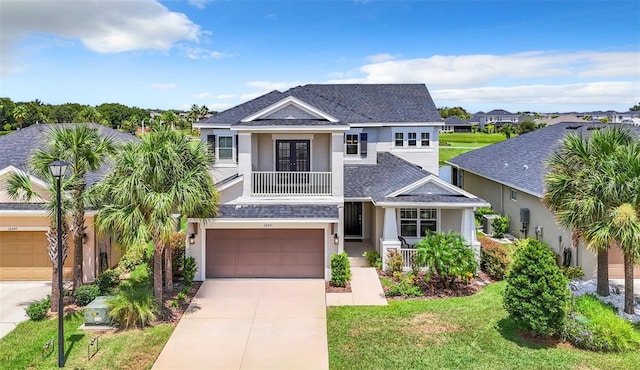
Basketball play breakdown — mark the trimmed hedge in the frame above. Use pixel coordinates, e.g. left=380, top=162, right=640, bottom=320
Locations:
left=330, top=253, right=351, bottom=287
left=479, top=237, right=513, bottom=280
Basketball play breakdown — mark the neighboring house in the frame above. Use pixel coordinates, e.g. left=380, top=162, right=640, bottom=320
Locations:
left=473, top=109, right=523, bottom=130
left=612, top=111, right=640, bottom=126
left=191, top=84, right=488, bottom=280
left=441, top=117, right=473, bottom=133
left=447, top=122, right=640, bottom=279
left=535, top=114, right=583, bottom=126
left=0, top=124, right=136, bottom=281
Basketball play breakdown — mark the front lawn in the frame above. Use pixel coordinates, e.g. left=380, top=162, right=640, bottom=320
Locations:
left=327, top=282, right=640, bottom=369
left=0, top=311, right=173, bottom=369
left=440, top=132, right=506, bottom=144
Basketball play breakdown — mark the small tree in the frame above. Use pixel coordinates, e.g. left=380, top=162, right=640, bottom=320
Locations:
left=504, top=238, right=569, bottom=336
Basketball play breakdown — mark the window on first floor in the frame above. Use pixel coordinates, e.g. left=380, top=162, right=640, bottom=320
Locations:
left=399, top=208, right=437, bottom=238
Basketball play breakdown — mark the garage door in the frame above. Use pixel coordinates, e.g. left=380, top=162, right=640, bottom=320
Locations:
left=608, top=247, right=640, bottom=279
left=206, top=229, right=324, bottom=278
left=0, top=231, right=72, bottom=281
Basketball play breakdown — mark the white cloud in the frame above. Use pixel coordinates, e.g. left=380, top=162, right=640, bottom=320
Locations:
left=1, top=0, right=202, bottom=74
left=178, top=45, right=232, bottom=60
left=365, top=53, right=398, bottom=63
left=151, top=83, right=177, bottom=90
left=187, top=0, right=214, bottom=9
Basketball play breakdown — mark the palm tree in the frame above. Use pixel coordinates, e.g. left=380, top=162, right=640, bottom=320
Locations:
left=543, top=127, right=636, bottom=297
left=6, top=166, right=72, bottom=312
left=94, top=127, right=218, bottom=304
left=500, top=123, right=515, bottom=139
left=13, top=104, right=28, bottom=129
left=29, top=124, right=115, bottom=290
left=78, top=107, right=102, bottom=124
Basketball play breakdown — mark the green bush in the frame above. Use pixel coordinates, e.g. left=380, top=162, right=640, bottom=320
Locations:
left=117, top=250, right=145, bottom=272
left=563, top=294, right=640, bottom=352
left=384, top=273, right=422, bottom=297
left=480, top=237, right=513, bottom=280
left=491, top=214, right=510, bottom=238
left=414, top=231, right=477, bottom=287
left=386, top=249, right=404, bottom=274
left=169, top=232, right=186, bottom=277
left=108, top=263, right=157, bottom=329
left=95, top=269, right=120, bottom=294
left=561, top=266, right=585, bottom=280
left=330, top=252, right=351, bottom=287
left=25, top=296, right=51, bottom=321
left=182, top=256, right=197, bottom=287
left=73, top=284, right=100, bottom=306
left=474, top=207, right=495, bottom=224
left=176, top=292, right=187, bottom=302
left=362, top=250, right=382, bottom=269
left=504, top=238, right=569, bottom=336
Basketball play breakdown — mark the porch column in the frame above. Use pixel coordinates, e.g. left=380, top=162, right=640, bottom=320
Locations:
left=330, top=133, right=344, bottom=197
left=381, top=207, right=401, bottom=270
left=337, top=204, right=344, bottom=254
left=461, top=208, right=480, bottom=263
left=238, top=132, right=252, bottom=197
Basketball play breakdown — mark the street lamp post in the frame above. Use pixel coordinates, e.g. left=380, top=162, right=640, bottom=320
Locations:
left=49, top=160, right=69, bottom=368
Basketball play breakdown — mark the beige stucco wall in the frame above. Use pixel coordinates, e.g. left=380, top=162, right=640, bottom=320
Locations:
left=460, top=170, right=597, bottom=279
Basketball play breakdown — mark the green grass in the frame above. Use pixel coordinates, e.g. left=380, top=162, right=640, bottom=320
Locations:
left=0, top=311, right=173, bottom=369
left=440, top=132, right=506, bottom=144
left=327, top=282, right=640, bottom=370
left=440, top=147, right=471, bottom=164
left=442, top=142, right=490, bottom=148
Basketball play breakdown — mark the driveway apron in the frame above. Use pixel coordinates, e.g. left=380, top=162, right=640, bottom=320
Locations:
left=0, top=281, right=51, bottom=339
left=153, top=279, right=328, bottom=370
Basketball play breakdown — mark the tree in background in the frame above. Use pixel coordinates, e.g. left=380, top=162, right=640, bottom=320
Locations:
left=500, top=123, right=515, bottom=139
left=160, top=111, right=178, bottom=129
left=12, top=104, right=28, bottom=129
left=438, top=106, right=471, bottom=120
left=518, top=119, right=538, bottom=134
left=630, top=103, right=640, bottom=111
left=78, top=107, right=103, bottom=123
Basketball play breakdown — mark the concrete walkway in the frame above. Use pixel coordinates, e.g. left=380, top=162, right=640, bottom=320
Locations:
left=0, top=281, right=51, bottom=339
left=153, top=279, right=328, bottom=370
left=326, top=267, right=387, bottom=306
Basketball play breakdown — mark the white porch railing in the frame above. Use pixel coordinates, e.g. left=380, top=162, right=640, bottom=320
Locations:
left=252, top=171, right=332, bottom=196
left=400, top=248, right=417, bottom=270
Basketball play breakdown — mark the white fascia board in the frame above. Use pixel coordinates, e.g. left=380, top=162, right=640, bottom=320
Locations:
left=0, top=166, right=50, bottom=190
left=241, top=96, right=339, bottom=123
left=188, top=218, right=339, bottom=224
left=231, top=125, right=349, bottom=132
left=373, top=201, right=491, bottom=208
left=344, top=197, right=372, bottom=202
left=448, top=165, right=543, bottom=198
left=215, top=175, right=243, bottom=192
left=193, top=122, right=231, bottom=129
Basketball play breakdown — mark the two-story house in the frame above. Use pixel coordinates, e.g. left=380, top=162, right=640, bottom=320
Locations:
left=472, top=109, right=523, bottom=130
left=189, top=84, right=488, bottom=281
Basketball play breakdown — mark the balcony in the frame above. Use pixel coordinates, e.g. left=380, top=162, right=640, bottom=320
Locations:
left=251, top=171, right=332, bottom=197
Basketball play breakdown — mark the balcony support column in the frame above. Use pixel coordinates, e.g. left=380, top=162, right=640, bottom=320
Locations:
left=238, top=132, right=252, bottom=197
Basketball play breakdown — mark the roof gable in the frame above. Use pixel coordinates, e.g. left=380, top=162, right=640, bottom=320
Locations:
left=240, top=96, right=339, bottom=123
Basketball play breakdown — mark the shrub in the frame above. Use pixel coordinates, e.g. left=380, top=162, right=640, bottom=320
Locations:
left=362, top=250, right=382, bottom=269
left=108, top=263, right=157, bottom=329
left=385, top=273, right=422, bottom=297
left=330, top=252, right=351, bottom=287
left=73, top=284, right=100, bottom=306
left=563, top=294, right=640, bottom=352
left=386, top=249, right=404, bottom=274
left=182, top=256, right=198, bottom=287
left=117, top=249, right=145, bottom=272
left=474, top=207, right=495, bottom=225
left=95, top=269, right=120, bottom=294
left=491, top=214, right=510, bottom=238
left=561, top=266, right=585, bottom=280
left=25, top=296, right=51, bottom=321
left=414, top=231, right=477, bottom=287
left=169, top=232, right=186, bottom=277
left=176, top=292, right=187, bottom=302
left=504, top=238, right=570, bottom=336
left=480, top=237, right=513, bottom=280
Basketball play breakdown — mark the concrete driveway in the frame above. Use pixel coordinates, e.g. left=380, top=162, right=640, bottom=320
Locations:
left=153, top=279, right=328, bottom=370
left=0, top=281, right=51, bottom=339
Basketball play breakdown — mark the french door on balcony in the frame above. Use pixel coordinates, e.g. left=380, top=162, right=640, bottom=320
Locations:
left=276, top=140, right=310, bottom=172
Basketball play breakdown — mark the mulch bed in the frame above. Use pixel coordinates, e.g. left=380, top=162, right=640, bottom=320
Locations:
left=325, top=281, right=352, bottom=293
left=379, top=270, right=494, bottom=300
left=160, top=280, right=203, bottom=324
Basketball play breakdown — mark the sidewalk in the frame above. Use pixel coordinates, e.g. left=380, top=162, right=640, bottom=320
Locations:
left=326, top=267, right=387, bottom=306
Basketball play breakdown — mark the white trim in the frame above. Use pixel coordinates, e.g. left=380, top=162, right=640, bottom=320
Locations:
left=374, top=201, right=490, bottom=208
left=231, top=125, right=349, bottom=132
left=215, top=175, right=243, bottom=192
left=193, top=123, right=230, bottom=129
left=241, top=96, right=340, bottom=123
left=205, top=218, right=339, bottom=224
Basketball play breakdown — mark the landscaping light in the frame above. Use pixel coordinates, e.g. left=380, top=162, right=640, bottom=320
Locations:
left=48, top=159, right=69, bottom=368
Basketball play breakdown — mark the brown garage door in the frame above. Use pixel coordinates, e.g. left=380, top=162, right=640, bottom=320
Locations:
left=206, top=229, right=324, bottom=278
left=608, top=247, right=640, bottom=279
left=0, top=231, right=72, bottom=281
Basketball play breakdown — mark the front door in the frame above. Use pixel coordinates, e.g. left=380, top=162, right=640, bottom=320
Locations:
left=276, top=140, right=310, bottom=172
left=344, top=202, right=363, bottom=238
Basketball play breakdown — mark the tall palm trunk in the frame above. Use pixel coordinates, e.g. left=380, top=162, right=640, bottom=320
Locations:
left=152, top=234, right=164, bottom=305
left=597, top=250, right=609, bottom=296
left=50, top=266, right=60, bottom=313
left=623, top=252, right=635, bottom=314
left=164, top=244, right=173, bottom=295
left=47, top=225, right=68, bottom=313
left=72, top=184, right=85, bottom=290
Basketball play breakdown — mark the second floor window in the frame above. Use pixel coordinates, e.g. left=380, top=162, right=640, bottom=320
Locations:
left=421, top=132, right=430, bottom=147
left=345, top=134, right=359, bottom=155
left=408, top=132, right=417, bottom=146
left=218, top=136, right=233, bottom=160
left=395, top=132, right=404, bottom=147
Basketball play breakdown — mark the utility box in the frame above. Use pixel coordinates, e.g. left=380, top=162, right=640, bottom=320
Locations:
left=483, top=214, right=500, bottom=236
left=84, top=296, right=113, bottom=326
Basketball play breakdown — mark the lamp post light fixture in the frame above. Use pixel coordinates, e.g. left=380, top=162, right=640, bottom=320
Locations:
left=48, top=159, right=69, bottom=368
left=333, top=233, right=339, bottom=246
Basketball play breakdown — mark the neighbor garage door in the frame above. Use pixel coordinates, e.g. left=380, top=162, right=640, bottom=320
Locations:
left=0, top=231, right=51, bottom=280
left=608, top=247, right=640, bottom=279
left=206, top=229, right=324, bottom=278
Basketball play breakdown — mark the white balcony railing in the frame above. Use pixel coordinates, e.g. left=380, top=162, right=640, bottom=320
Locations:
left=252, top=171, right=332, bottom=197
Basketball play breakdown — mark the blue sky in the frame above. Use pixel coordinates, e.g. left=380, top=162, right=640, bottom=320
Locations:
left=1, top=0, right=639, bottom=113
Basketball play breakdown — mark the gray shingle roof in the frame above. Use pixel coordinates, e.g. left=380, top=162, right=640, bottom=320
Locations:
left=447, top=123, right=640, bottom=197
left=217, top=204, right=339, bottom=219
left=202, top=84, right=443, bottom=126
left=0, top=123, right=137, bottom=187
left=376, top=194, right=488, bottom=205
left=344, top=152, right=430, bottom=200
left=444, top=117, right=470, bottom=125
left=235, top=119, right=348, bottom=127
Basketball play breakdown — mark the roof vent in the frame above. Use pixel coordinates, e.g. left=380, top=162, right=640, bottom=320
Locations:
left=504, top=163, right=508, bottom=168
left=523, top=165, right=529, bottom=170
